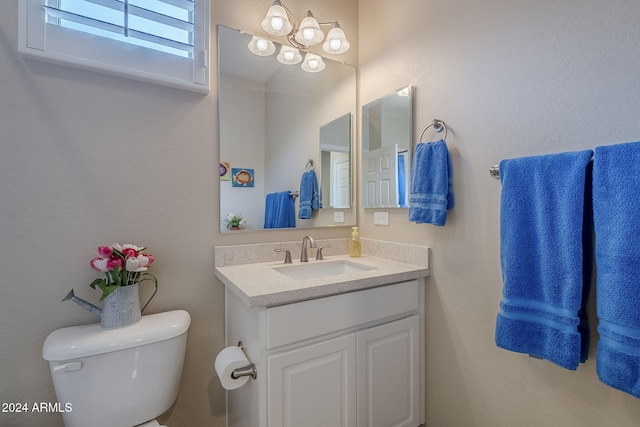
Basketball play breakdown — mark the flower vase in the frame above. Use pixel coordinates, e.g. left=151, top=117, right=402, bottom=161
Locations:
left=101, top=284, right=141, bottom=329
left=229, top=226, right=240, bottom=230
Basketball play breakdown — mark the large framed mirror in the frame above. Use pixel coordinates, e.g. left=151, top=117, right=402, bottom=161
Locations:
left=218, top=26, right=356, bottom=232
left=361, top=85, right=412, bottom=208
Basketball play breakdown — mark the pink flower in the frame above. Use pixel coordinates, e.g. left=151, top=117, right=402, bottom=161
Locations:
left=90, top=257, right=110, bottom=272
left=121, top=247, right=138, bottom=258
left=136, top=254, right=152, bottom=268
left=107, top=257, right=123, bottom=271
left=97, top=246, right=113, bottom=258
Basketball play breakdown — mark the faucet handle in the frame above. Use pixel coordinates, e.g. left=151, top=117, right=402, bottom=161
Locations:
left=315, top=245, right=331, bottom=261
left=274, top=248, right=292, bottom=264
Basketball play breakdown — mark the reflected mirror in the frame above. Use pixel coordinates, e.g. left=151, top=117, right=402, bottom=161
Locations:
left=320, top=113, right=351, bottom=209
left=218, top=26, right=356, bottom=232
left=361, top=85, right=412, bottom=208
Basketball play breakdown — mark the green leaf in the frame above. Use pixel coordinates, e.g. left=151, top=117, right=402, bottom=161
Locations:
left=90, top=278, right=106, bottom=290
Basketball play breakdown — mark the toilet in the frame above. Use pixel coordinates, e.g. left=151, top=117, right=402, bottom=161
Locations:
left=42, top=310, right=191, bottom=427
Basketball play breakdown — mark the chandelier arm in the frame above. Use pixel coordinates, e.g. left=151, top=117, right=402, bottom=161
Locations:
left=287, top=34, right=309, bottom=50
left=278, top=1, right=312, bottom=49
left=278, top=2, right=298, bottom=36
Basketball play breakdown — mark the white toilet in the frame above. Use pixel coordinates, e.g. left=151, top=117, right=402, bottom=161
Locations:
left=42, top=309, right=191, bottom=427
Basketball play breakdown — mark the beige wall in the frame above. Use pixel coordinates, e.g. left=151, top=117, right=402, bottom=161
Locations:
left=0, top=1, right=356, bottom=426
left=4, top=0, right=640, bottom=426
left=359, top=0, right=640, bottom=426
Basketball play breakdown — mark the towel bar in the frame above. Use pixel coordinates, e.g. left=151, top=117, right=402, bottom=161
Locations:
left=490, top=155, right=593, bottom=179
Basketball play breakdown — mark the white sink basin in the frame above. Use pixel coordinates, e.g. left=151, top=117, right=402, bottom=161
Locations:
left=274, top=260, right=376, bottom=280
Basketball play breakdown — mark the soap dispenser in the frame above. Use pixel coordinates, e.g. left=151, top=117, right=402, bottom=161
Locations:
left=349, top=226, right=361, bottom=258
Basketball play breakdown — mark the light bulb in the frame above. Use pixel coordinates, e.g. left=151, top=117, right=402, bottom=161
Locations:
left=302, top=28, right=315, bottom=41
left=270, top=16, right=284, bottom=31
left=322, top=24, right=350, bottom=54
left=329, top=39, right=342, bottom=50
left=256, top=38, right=269, bottom=52
left=295, top=11, right=324, bottom=46
left=261, top=2, right=292, bottom=36
left=248, top=36, right=276, bottom=56
left=277, top=45, right=302, bottom=65
left=301, top=53, right=325, bottom=72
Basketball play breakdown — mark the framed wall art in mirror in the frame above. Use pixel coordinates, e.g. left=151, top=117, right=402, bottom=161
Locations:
left=361, top=85, right=412, bottom=208
left=218, top=26, right=356, bottom=232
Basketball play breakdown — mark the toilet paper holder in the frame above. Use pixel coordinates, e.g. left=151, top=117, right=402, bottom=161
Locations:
left=231, top=341, right=257, bottom=380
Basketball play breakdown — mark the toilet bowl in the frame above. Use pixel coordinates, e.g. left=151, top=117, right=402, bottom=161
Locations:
left=43, top=310, right=191, bottom=427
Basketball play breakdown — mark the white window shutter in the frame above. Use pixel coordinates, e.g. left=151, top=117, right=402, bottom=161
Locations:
left=18, top=0, right=210, bottom=93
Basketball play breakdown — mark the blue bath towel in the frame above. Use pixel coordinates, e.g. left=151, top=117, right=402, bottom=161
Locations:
left=593, top=141, right=640, bottom=397
left=408, top=140, right=454, bottom=226
left=264, top=191, right=295, bottom=228
left=299, top=170, right=320, bottom=219
left=495, top=149, right=593, bottom=370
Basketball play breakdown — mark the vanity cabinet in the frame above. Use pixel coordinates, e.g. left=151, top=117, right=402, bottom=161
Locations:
left=224, top=279, right=425, bottom=427
left=268, top=333, right=357, bottom=426
left=356, top=315, right=420, bottom=427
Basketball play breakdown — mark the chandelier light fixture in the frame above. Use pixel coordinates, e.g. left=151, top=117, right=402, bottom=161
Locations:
left=301, top=53, right=325, bottom=73
left=248, top=0, right=350, bottom=72
left=247, top=35, right=276, bottom=56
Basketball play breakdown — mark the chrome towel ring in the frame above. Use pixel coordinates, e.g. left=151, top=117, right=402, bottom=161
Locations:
left=419, top=119, right=447, bottom=143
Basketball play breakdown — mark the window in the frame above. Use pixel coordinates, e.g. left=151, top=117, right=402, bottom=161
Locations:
left=19, top=0, right=209, bottom=93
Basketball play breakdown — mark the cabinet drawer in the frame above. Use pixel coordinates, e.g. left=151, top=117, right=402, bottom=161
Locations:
left=266, top=280, right=419, bottom=349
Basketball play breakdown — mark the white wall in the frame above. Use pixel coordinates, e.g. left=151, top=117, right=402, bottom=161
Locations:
left=0, top=0, right=357, bottom=426
left=359, top=0, right=640, bottom=426
left=219, top=73, right=266, bottom=230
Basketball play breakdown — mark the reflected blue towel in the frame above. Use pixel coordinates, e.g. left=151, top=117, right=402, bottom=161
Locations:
left=495, top=150, right=593, bottom=370
left=264, top=191, right=295, bottom=228
left=408, top=140, right=454, bottom=226
left=299, top=170, right=320, bottom=219
left=398, top=153, right=407, bottom=207
left=593, top=141, right=640, bottom=397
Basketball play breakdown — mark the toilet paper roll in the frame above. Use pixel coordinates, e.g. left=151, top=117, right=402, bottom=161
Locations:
left=215, top=346, right=251, bottom=390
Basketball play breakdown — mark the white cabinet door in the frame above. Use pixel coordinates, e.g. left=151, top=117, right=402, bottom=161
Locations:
left=356, top=316, right=420, bottom=427
left=268, top=334, right=357, bottom=427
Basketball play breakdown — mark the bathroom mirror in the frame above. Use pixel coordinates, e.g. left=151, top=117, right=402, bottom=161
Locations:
left=361, top=85, right=412, bottom=208
left=218, top=26, right=356, bottom=232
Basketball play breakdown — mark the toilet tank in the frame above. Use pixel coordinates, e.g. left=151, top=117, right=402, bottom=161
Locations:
left=43, top=310, right=191, bottom=427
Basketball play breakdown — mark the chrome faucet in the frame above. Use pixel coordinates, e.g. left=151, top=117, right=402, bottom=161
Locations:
left=300, top=235, right=317, bottom=262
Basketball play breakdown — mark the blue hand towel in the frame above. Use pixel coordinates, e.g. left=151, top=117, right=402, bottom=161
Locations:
left=593, top=141, right=640, bottom=397
left=264, top=191, right=295, bottom=228
left=408, top=140, right=454, bottom=226
left=299, top=170, right=320, bottom=219
left=495, top=149, right=593, bottom=370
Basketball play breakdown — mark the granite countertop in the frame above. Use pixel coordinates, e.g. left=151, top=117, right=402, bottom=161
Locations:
left=215, top=252, right=430, bottom=308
